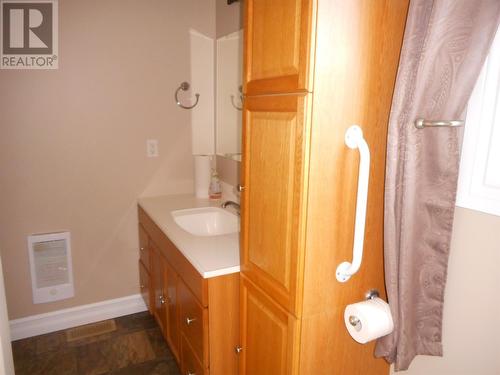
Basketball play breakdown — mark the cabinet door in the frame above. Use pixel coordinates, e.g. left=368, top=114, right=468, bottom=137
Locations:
left=138, top=224, right=150, bottom=270
left=239, top=276, right=299, bottom=375
left=164, top=261, right=180, bottom=362
left=240, top=94, right=311, bottom=315
left=151, top=242, right=167, bottom=334
left=138, top=261, right=152, bottom=314
left=243, top=0, right=315, bottom=95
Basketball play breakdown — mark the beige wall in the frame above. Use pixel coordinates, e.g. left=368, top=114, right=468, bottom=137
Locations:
left=0, top=0, right=215, bottom=319
left=391, top=207, right=500, bottom=374
left=216, top=155, right=240, bottom=187
left=216, top=0, right=242, bottom=38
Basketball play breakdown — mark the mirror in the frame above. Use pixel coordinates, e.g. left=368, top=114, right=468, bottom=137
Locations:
left=215, top=30, right=243, bottom=162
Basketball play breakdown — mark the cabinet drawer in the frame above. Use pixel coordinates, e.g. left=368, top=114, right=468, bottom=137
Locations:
left=178, top=280, right=208, bottom=366
left=138, top=224, right=150, bottom=270
left=138, top=260, right=152, bottom=314
left=181, top=334, right=206, bottom=375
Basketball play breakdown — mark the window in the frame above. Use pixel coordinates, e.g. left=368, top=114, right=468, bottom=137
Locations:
left=456, top=26, right=500, bottom=217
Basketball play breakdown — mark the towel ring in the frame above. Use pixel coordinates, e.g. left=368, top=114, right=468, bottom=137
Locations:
left=230, top=85, right=243, bottom=111
left=230, top=94, right=243, bottom=111
left=175, top=81, right=200, bottom=109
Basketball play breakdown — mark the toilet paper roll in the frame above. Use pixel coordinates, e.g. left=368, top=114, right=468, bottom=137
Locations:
left=194, top=155, right=212, bottom=198
left=344, top=297, right=394, bottom=344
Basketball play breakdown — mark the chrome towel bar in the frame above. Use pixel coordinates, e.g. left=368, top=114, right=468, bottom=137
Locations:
left=414, top=118, right=464, bottom=129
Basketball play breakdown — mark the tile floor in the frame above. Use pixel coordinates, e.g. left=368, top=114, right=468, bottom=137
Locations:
left=12, top=311, right=181, bottom=375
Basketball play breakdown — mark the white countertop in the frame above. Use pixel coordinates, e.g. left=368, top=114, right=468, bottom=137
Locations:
left=138, top=194, right=240, bottom=279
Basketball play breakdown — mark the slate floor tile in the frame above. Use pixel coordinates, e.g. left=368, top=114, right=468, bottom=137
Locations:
left=14, top=347, right=78, bottom=375
left=12, top=312, right=181, bottom=375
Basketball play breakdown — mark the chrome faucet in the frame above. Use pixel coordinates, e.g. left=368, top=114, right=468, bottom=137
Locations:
left=222, top=200, right=240, bottom=214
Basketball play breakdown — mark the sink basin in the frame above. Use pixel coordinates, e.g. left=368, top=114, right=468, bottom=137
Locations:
left=171, top=207, right=239, bottom=236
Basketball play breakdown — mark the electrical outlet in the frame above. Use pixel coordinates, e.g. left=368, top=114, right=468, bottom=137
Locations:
left=146, top=139, right=159, bottom=157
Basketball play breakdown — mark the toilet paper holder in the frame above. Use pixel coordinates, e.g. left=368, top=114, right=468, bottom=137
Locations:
left=345, top=289, right=394, bottom=344
left=348, top=289, right=380, bottom=329
left=365, top=289, right=379, bottom=300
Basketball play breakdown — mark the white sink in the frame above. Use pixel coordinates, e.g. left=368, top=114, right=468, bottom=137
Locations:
left=171, top=207, right=239, bottom=237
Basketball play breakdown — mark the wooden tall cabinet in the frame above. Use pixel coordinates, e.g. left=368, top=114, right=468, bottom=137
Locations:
left=239, top=1, right=410, bottom=374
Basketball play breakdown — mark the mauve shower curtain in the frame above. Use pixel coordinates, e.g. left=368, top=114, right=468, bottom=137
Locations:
left=375, top=0, right=500, bottom=371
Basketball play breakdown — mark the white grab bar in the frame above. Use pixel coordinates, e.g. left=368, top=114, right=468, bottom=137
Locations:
left=336, top=125, right=370, bottom=283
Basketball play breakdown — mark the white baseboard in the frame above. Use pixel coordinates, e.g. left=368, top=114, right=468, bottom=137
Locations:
left=9, top=294, right=147, bottom=341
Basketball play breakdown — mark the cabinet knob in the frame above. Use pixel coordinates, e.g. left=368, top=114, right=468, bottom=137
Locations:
left=140, top=247, right=145, bottom=252
left=237, top=184, right=245, bottom=192
left=159, top=295, right=165, bottom=305
left=186, top=317, right=196, bottom=325
left=235, top=345, right=243, bottom=354
left=187, top=371, right=196, bottom=375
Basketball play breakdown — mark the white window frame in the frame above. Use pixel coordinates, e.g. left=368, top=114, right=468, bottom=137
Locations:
left=456, top=25, right=500, bottom=217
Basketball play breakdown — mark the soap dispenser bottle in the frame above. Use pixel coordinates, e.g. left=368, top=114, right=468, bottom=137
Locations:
left=209, top=169, right=222, bottom=200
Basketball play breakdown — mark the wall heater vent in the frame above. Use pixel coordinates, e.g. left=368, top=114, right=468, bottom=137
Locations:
left=27, top=232, right=74, bottom=304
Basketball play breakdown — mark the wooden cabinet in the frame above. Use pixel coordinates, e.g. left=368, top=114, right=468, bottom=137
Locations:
left=243, top=0, right=315, bottom=95
left=138, top=206, right=239, bottom=375
left=240, top=0, right=410, bottom=374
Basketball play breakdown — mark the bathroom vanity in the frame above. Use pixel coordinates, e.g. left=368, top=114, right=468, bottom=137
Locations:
left=137, top=195, right=240, bottom=375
